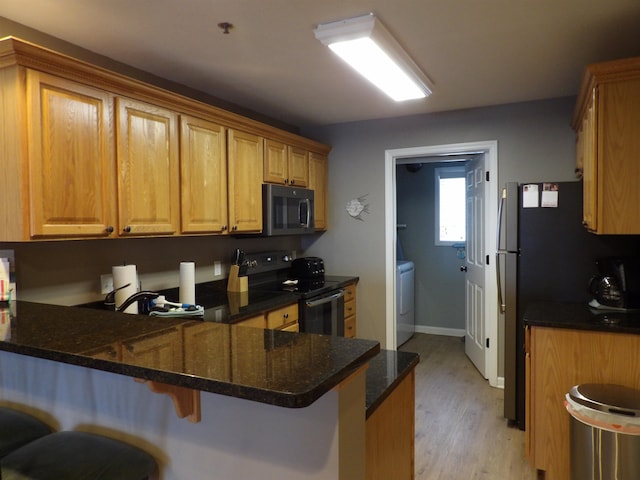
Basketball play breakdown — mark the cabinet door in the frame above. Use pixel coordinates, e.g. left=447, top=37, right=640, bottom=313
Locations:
left=287, top=146, right=309, bottom=187
left=264, top=138, right=288, bottom=185
left=228, top=129, right=263, bottom=233
left=598, top=78, right=640, bottom=233
left=116, top=97, right=179, bottom=235
left=579, top=88, right=597, bottom=231
left=180, top=115, right=228, bottom=234
left=309, top=152, right=328, bottom=230
left=27, top=70, right=116, bottom=238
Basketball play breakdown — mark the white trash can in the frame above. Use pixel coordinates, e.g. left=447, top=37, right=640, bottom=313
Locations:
left=566, top=384, right=640, bottom=480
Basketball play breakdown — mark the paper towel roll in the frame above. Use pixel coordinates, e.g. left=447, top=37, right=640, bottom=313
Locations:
left=112, top=265, right=138, bottom=314
left=179, top=262, right=196, bottom=305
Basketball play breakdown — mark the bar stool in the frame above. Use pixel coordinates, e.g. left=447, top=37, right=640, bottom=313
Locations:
left=0, top=407, right=52, bottom=459
left=1, top=431, right=157, bottom=480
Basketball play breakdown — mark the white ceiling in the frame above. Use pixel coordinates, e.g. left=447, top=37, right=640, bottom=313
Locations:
left=2, top=0, right=640, bottom=128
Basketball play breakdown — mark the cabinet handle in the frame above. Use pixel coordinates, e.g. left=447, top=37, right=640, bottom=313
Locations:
left=284, top=178, right=289, bottom=184
left=284, top=313, right=289, bottom=319
left=123, top=226, right=131, bottom=233
left=290, top=179, right=295, bottom=185
left=221, top=225, right=227, bottom=231
left=105, top=226, right=114, bottom=234
left=232, top=225, right=238, bottom=231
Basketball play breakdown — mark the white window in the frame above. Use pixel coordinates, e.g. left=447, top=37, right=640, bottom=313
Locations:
left=435, top=166, right=466, bottom=245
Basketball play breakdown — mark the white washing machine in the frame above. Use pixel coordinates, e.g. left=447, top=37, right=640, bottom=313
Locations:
left=396, top=261, right=415, bottom=347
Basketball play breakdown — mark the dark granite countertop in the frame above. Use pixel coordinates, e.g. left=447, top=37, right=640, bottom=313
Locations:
left=80, top=276, right=359, bottom=324
left=524, top=301, right=640, bottom=334
left=365, top=349, right=419, bottom=418
left=0, top=300, right=379, bottom=409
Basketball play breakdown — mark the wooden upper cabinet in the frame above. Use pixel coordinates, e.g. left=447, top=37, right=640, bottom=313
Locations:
left=264, top=139, right=288, bottom=185
left=228, top=129, right=263, bottom=233
left=287, top=146, right=309, bottom=187
left=309, top=152, right=328, bottom=230
left=572, top=56, right=640, bottom=234
left=0, top=38, right=331, bottom=241
left=263, top=139, right=309, bottom=187
left=116, top=97, right=180, bottom=236
left=180, top=115, right=228, bottom=234
left=577, top=88, right=597, bottom=231
left=27, top=70, right=116, bottom=238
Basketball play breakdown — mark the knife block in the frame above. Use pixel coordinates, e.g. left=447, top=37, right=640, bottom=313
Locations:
left=227, top=265, right=248, bottom=293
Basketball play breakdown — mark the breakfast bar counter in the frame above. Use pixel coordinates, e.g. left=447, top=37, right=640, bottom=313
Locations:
left=0, top=301, right=379, bottom=409
left=0, top=300, right=383, bottom=479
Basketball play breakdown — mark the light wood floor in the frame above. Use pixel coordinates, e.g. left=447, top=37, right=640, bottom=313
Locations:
left=400, top=334, right=540, bottom=480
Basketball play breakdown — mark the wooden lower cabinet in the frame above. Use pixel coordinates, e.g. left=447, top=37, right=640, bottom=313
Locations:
left=344, top=282, right=357, bottom=338
left=526, top=326, right=640, bottom=479
left=366, top=369, right=415, bottom=480
left=235, top=303, right=299, bottom=331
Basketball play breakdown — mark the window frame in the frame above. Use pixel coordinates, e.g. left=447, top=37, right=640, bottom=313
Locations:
left=434, top=165, right=466, bottom=246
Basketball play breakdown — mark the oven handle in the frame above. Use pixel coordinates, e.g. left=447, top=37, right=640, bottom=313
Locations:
left=305, top=289, right=345, bottom=307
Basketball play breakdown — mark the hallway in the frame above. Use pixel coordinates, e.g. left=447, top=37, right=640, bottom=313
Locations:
left=400, top=334, right=539, bottom=479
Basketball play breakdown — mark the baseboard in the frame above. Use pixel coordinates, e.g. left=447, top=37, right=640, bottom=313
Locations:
left=414, top=325, right=465, bottom=337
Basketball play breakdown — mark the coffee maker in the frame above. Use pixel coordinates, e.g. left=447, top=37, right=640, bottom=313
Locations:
left=589, top=257, right=640, bottom=310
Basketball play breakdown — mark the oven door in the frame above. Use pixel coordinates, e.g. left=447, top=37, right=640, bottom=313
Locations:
left=300, top=289, right=345, bottom=336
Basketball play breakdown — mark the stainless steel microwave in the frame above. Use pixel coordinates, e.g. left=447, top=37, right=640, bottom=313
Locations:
left=262, top=184, right=314, bottom=236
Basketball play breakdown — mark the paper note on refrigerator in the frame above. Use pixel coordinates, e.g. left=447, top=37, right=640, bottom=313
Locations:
left=522, top=184, right=539, bottom=208
left=541, top=183, right=559, bottom=207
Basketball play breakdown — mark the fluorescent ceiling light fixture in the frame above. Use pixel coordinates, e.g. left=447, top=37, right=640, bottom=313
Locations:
left=314, top=13, right=433, bottom=102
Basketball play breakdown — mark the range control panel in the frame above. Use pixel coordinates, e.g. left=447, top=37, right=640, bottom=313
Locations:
left=243, top=250, right=294, bottom=275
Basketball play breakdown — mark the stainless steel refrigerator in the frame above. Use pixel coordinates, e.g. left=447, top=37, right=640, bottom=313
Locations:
left=497, top=181, right=639, bottom=430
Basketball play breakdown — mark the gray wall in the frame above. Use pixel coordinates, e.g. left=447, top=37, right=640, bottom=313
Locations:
left=302, top=97, right=578, bottom=349
left=396, top=162, right=466, bottom=332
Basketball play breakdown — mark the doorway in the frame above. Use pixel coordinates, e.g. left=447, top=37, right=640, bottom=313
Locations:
left=385, top=141, right=499, bottom=387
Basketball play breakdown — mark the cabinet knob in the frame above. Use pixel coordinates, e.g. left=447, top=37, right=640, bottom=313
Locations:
left=284, top=313, right=289, bottom=319
left=125, top=344, right=134, bottom=353
left=105, top=226, right=114, bottom=234
left=123, top=226, right=131, bottom=233
left=290, top=179, right=295, bottom=185
left=221, top=225, right=227, bottom=231
left=284, top=178, right=289, bottom=184
left=232, top=225, right=238, bottom=231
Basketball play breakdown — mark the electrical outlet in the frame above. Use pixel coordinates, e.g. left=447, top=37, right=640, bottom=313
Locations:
left=100, top=274, right=113, bottom=294
left=214, top=261, right=222, bottom=276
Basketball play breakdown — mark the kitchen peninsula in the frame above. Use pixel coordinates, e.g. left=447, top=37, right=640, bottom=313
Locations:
left=0, top=300, right=418, bottom=479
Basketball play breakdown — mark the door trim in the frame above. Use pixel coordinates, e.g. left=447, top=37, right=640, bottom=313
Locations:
left=385, top=140, right=499, bottom=387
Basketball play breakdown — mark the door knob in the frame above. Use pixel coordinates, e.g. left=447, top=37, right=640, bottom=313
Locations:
left=460, top=266, right=468, bottom=272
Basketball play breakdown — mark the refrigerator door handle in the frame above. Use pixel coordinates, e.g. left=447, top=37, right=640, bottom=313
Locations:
left=496, top=187, right=507, bottom=313
left=496, top=252, right=506, bottom=313
left=496, top=187, right=506, bottom=251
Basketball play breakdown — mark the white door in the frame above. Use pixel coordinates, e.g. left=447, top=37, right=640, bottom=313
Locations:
left=464, top=155, right=487, bottom=377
